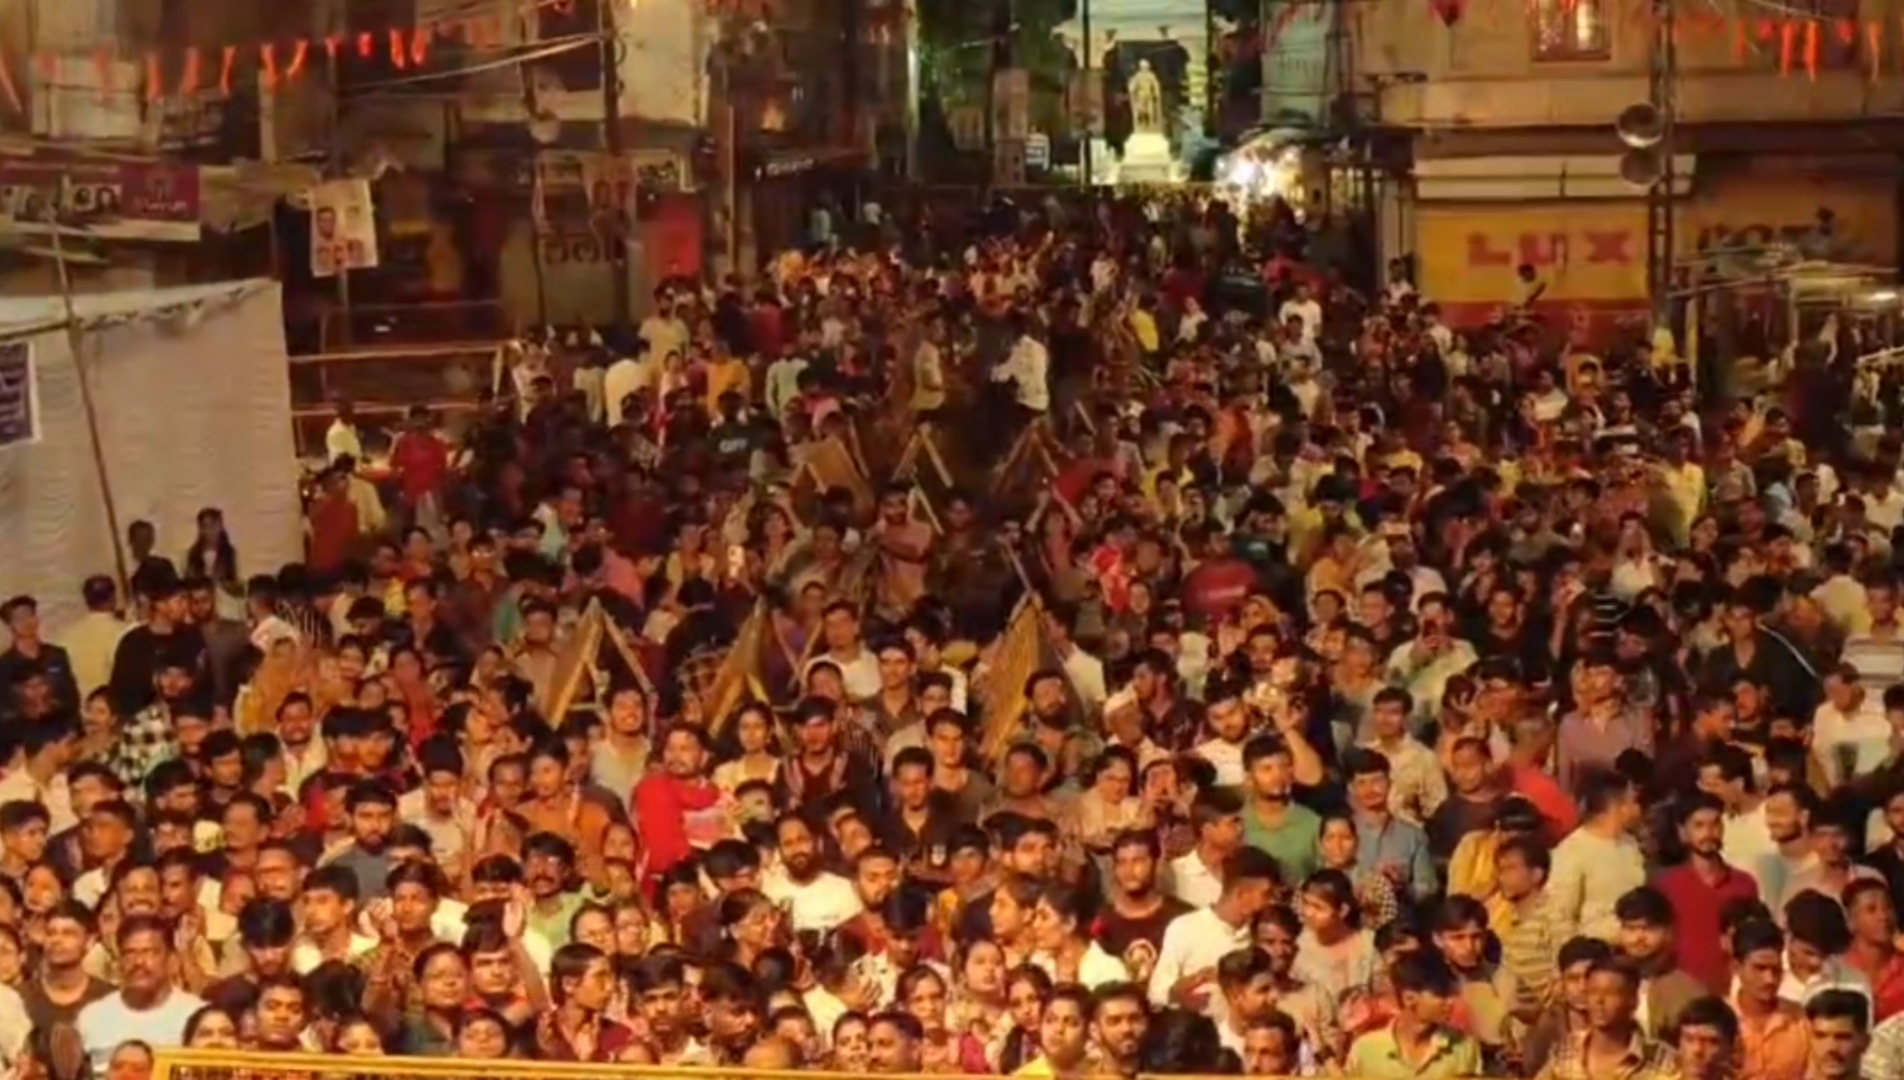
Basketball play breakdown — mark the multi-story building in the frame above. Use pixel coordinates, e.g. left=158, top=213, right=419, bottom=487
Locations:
left=1354, top=0, right=1904, bottom=324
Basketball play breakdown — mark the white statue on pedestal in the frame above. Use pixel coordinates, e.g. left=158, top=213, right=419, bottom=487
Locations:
left=1119, top=58, right=1175, bottom=183
left=1129, top=60, right=1163, bottom=134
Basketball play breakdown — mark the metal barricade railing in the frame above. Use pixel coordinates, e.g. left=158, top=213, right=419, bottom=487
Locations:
left=154, top=1049, right=1286, bottom=1080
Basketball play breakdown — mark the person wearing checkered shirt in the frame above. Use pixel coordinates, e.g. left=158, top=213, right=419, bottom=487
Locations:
left=106, top=644, right=196, bottom=790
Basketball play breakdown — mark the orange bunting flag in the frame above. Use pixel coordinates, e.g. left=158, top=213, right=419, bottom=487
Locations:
left=1758, top=18, right=1776, bottom=40
left=1868, top=18, right=1883, bottom=80
left=219, top=44, right=237, bottom=95
left=261, top=42, right=278, bottom=89
left=410, top=27, right=431, bottom=65
left=1733, top=19, right=1749, bottom=61
left=179, top=47, right=200, bottom=95
left=1804, top=18, right=1819, bottom=78
left=145, top=51, right=162, bottom=102
left=357, top=32, right=375, bottom=58
left=0, top=57, right=21, bottom=114
left=325, top=35, right=342, bottom=63
left=1836, top=17, right=1855, bottom=43
left=91, top=49, right=111, bottom=103
left=388, top=28, right=408, bottom=69
left=286, top=40, right=309, bottom=81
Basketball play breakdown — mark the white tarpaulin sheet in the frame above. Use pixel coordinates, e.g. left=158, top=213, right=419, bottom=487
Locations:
left=0, top=279, right=302, bottom=631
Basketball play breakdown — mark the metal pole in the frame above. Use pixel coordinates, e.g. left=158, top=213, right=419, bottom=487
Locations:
left=1645, top=0, right=1677, bottom=331
left=46, top=212, right=131, bottom=597
left=325, top=50, right=351, bottom=349
left=1203, top=0, right=1216, bottom=137
left=1081, top=0, right=1093, bottom=186
left=601, top=0, right=632, bottom=329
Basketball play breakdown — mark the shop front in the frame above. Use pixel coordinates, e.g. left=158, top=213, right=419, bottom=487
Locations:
left=1415, top=200, right=1651, bottom=336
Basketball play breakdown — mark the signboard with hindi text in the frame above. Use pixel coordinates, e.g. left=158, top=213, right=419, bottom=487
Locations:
left=0, top=158, right=200, bottom=241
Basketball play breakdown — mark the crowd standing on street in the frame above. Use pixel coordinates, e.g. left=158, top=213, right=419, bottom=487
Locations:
left=0, top=190, right=1901, bottom=1080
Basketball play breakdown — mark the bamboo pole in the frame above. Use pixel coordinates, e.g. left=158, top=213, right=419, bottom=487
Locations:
left=45, top=212, right=131, bottom=597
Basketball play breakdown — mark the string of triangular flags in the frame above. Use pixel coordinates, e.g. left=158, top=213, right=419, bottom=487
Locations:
left=1403, top=0, right=1904, bottom=81
left=0, top=0, right=592, bottom=114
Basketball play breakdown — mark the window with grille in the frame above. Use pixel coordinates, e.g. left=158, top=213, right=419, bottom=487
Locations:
left=1530, top=0, right=1611, bottom=61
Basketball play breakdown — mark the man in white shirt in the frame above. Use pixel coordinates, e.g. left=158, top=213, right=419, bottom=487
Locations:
left=993, top=317, right=1050, bottom=415
left=1149, top=847, right=1279, bottom=1020
left=603, top=347, right=657, bottom=427
left=324, top=401, right=363, bottom=466
left=0, top=719, right=77, bottom=834
left=54, top=575, right=129, bottom=702
left=76, top=918, right=204, bottom=1073
left=1813, top=665, right=1893, bottom=786
left=763, top=815, right=863, bottom=933
left=1276, top=283, right=1322, bottom=343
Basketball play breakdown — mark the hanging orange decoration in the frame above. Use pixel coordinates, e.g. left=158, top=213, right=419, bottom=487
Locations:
left=356, top=32, right=375, bottom=58
left=261, top=42, right=278, bottom=89
left=1777, top=18, right=1796, bottom=73
left=1836, top=17, right=1855, bottom=43
left=0, top=57, right=22, bottom=114
left=324, top=35, right=342, bottom=63
left=145, top=51, right=162, bottom=102
left=285, top=40, right=309, bottom=81
left=1867, top=17, right=1883, bottom=79
left=1804, top=18, right=1819, bottom=77
left=409, top=27, right=431, bottom=65
left=179, top=47, right=200, bottom=95
left=218, top=44, right=236, bottom=95
left=388, top=28, right=408, bottom=69
left=91, top=48, right=111, bottom=103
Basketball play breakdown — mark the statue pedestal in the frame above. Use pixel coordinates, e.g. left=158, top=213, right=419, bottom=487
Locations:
left=1119, top=132, right=1176, bottom=184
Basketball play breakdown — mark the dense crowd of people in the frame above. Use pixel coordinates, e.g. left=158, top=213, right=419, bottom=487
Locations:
left=0, top=189, right=1900, bottom=1080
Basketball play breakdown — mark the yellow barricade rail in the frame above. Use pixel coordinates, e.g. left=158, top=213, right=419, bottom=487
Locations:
left=154, top=1049, right=1271, bottom=1080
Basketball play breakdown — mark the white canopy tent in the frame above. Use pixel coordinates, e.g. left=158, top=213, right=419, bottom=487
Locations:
left=0, top=279, right=303, bottom=632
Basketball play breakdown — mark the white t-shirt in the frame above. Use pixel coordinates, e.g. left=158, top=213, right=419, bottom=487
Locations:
left=1278, top=298, right=1322, bottom=342
left=77, top=990, right=205, bottom=1074
left=765, top=871, right=865, bottom=933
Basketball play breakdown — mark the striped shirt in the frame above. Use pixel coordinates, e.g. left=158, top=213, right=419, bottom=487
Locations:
left=1500, top=890, right=1562, bottom=1012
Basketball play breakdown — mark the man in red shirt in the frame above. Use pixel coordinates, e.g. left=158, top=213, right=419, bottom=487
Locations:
left=1843, top=878, right=1904, bottom=1021
left=1652, top=791, right=1760, bottom=992
left=389, top=405, right=450, bottom=519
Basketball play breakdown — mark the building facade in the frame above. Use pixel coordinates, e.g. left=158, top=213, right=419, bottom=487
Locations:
left=1357, top=0, right=1904, bottom=325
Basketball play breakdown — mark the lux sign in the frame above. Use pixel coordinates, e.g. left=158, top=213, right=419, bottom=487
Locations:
left=1465, top=230, right=1635, bottom=268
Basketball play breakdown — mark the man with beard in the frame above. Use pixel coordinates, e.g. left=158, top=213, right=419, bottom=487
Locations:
left=958, top=814, right=1058, bottom=940
left=536, top=942, right=640, bottom=1060
left=632, top=724, right=722, bottom=879
left=1653, top=791, right=1760, bottom=992
left=1091, top=983, right=1150, bottom=1078
left=1096, top=830, right=1191, bottom=983
left=1241, top=734, right=1321, bottom=884
left=766, top=811, right=863, bottom=933
left=1611, top=886, right=1709, bottom=1041
left=329, top=779, right=397, bottom=900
